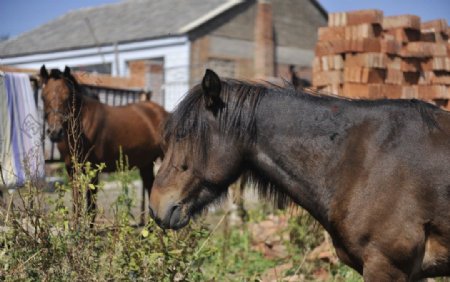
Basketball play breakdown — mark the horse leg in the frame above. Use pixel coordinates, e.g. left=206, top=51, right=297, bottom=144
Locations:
left=139, top=164, right=154, bottom=226
left=86, top=172, right=99, bottom=227
left=363, top=248, right=409, bottom=282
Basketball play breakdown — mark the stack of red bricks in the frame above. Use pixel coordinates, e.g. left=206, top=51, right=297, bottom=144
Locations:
left=312, top=10, right=450, bottom=109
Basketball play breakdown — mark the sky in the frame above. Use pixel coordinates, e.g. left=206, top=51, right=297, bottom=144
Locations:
left=0, top=0, right=449, bottom=38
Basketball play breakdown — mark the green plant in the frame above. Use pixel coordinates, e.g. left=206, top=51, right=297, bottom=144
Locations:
left=0, top=152, right=212, bottom=281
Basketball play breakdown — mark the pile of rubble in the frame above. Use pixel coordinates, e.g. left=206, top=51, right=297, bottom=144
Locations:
left=312, top=10, right=450, bottom=110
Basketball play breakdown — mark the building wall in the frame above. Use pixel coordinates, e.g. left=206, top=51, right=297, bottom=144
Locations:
left=189, top=0, right=327, bottom=84
left=272, top=0, right=327, bottom=49
left=1, top=37, right=191, bottom=111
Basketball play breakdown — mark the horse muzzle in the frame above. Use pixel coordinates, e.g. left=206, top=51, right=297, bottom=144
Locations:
left=47, top=128, right=64, bottom=142
left=149, top=203, right=190, bottom=230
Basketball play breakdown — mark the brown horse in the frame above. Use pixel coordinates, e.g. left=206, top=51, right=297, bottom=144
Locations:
left=40, top=65, right=168, bottom=225
left=149, top=69, right=450, bottom=280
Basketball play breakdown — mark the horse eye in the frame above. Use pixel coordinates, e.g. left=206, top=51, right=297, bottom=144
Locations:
left=181, top=164, right=188, bottom=171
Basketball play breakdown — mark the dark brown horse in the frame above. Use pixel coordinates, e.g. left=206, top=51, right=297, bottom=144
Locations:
left=40, top=65, right=168, bottom=225
left=149, top=69, right=450, bottom=280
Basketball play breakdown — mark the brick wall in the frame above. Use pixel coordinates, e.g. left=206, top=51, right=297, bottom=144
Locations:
left=312, top=10, right=450, bottom=111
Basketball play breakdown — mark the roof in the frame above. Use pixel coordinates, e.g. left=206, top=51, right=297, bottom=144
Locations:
left=0, top=0, right=243, bottom=58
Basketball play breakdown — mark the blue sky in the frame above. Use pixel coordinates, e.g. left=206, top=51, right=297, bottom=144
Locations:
left=0, top=0, right=449, bottom=38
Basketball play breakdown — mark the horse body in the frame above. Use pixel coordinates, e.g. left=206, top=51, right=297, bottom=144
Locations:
left=253, top=94, right=450, bottom=278
left=40, top=65, right=168, bottom=225
left=75, top=98, right=164, bottom=171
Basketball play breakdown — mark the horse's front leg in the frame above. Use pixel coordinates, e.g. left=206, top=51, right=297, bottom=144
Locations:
left=139, top=163, right=155, bottom=226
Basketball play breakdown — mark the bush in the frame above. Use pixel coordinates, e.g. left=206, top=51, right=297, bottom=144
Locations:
left=0, top=155, right=212, bottom=281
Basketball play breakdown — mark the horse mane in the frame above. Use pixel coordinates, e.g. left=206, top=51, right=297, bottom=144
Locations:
left=164, top=78, right=442, bottom=209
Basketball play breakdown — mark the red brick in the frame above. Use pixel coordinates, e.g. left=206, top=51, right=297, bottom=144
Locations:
left=315, top=41, right=339, bottom=56
left=328, top=12, right=347, bottom=27
left=386, top=57, right=422, bottom=72
left=312, top=70, right=343, bottom=87
left=343, top=24, right=382, bottom=40
left=382, top=15, right=421, bottom=30
left=342, top=83, right=402, bottom=99
left=384, top=28, right=421, bottom=43
left=318, top=26, right=346, bottom=41
left=345, top=53, right=387, bottom=69
left=329, top=9, right=383, bottom=27
left=421, top=57, right=450, bottom=71
left=320, top=24, right=383, bottom=41
left=346, top=38, right=382, bottom=53
left=312, top=58, right=321, bottom=72
left=423, top=71, right=450, bottom=85
left=381, top=84, right=403, bottom=98
left=313, top=56, right=345, bottom=72
left=401, top=86, right=419, bottom=99
left=421, top=31, right=449, bottom=43
left=386, top=55, right=402, bottom=70
left=419, top=71, right=433, bottom=85
left=432, top=72, right=450, bottom=85
left=344, top=67, right=386, bottom=83
left=418, top=85, right=450, bottom=99
left=380, top=39, right=403, bottom=55
left=401, top=42, right=447, bottom=57
left=385, top=69, right=403, bottom=85
left=315, top=39, right=381, bottom=56
left=421, top=19, right=449, bottom=43
left=421, top=19, right=448, bottom=33
left=342, top=83, right=375, bottom=98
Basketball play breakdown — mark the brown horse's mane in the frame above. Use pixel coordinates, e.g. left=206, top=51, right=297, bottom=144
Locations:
left=164, top=78, right=442, bottom=209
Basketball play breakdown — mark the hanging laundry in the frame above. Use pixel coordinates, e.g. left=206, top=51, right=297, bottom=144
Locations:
left=0, top=72, right=44, bottom=187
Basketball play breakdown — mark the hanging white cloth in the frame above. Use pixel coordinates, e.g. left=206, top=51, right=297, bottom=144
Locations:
left=0, top=72, right=44, bottom=187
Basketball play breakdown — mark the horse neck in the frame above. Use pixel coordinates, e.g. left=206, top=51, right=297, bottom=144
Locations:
left=65, top=92, right=103, bottom=144
left=247, top=93, right=363, bottom=228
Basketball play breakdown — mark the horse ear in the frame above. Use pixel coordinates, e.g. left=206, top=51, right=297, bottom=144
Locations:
left=63, top=66, right=71, bottom=77
left=202, top=69, right=222, bottom=108
left=40, top=65, right=49, bottom=84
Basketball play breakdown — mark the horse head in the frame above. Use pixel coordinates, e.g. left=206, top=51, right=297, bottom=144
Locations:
left=40, top=65, right=78, bottom=142
left=149, top=69, right=249, bottom=230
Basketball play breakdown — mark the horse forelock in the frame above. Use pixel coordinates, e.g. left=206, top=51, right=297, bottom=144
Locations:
left=47, top=68, right=79, bottom=94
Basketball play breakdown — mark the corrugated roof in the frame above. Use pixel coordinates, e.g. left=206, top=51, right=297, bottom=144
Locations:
left=0, top=0, right=239, bottom=57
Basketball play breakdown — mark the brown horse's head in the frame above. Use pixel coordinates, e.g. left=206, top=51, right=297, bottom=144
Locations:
left=149, top=70, right=257, bottom=230
left=40, top=65, right=75, bottom=142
